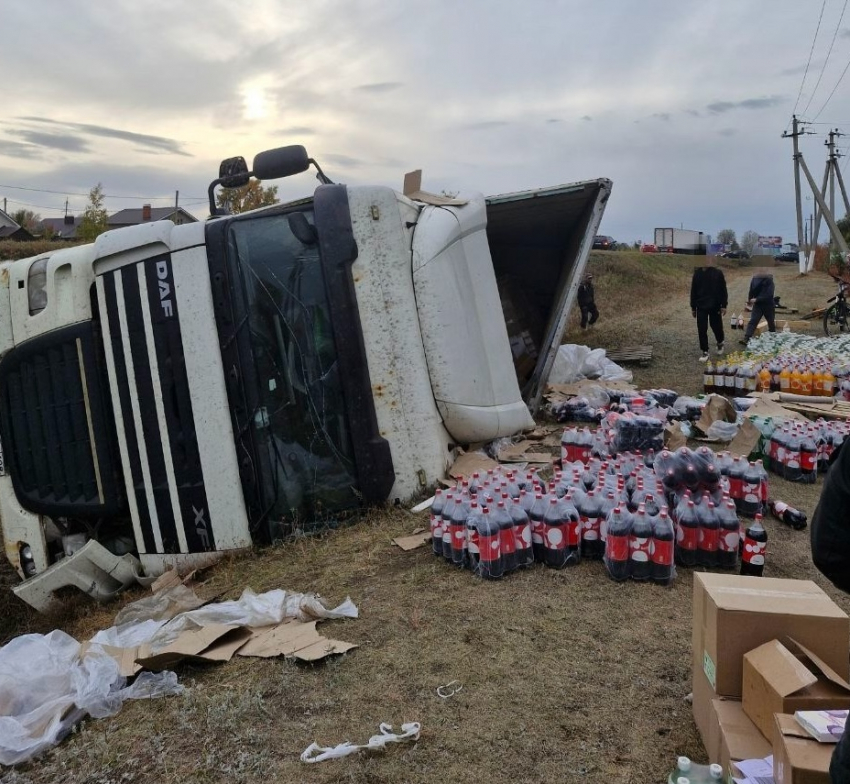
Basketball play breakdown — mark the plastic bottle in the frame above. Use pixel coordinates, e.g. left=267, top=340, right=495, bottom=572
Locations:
left=443, top=496, right=459, bottom=560
left=604, top=506, right=631, bottom=581
left=466, top=503, right=484, bottom=571
left=560, top=495, right=582, bottom=565
left=785, top=429, right=802, bottom=483
left=511, top=497, right=534, bottom=567
left=713, top=361, right=726, bottom=393
left=770, top=499, right=808, bottom=530
left=800, top=366, right=813, bottom=396
left=494, top=500, right=517, bottom=573
left=740, top=462, right=763, bottom=517
left=667, top=757, right=723, bottom=784
left=703, top=361, right=714, bottom=395
left=813, top=367, right=825, bottom=397
left=475, top=508, right=503, bottom=579
left=675, top=499, right=699, bottom=568
left=823, top=367, right=836, bottom=396
left=629, top=506, right=653, bottom=581
left=790, top=365, right=802, bottom=394
left=730, top=312, right=738, bottom=331
left=740, top=515, right=767, bottom=577
left=529, top=491, right=547, bottom=564
left=737, top=313, right=745, bottom=330
left=579, top=490, right=603, bottom=560
left=717, top=499, right=740, bottom=570
left=697, top=500, right=720, bottom=568
left=450, top=497, right=469, bottom=566
left=779, top=365, right=791, bottom=393
left=800, top=433, right=817, bottom=484
left=757, top=365, right=771, bottom=392
left=651, top=509, right=675, bottom=585
left=543, top=497, right=568, bottom=569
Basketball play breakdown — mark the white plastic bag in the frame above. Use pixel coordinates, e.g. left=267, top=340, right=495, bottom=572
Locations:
left=301, top=722, right=421, bottom=763
left=0, top=632, right=181, bottom=766
left=549, top=345, right=633, bottom=385
left=705, top=420, right=740, bottom=442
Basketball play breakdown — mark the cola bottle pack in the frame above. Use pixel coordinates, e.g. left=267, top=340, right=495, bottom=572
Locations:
left=629, top=506, right=653, bottom=581
left=604, top=506, right=632, bottom=581
left=651, top=510, right=675, bottom=586
left=449, top=496, right=468, bottom=566
left=434, top=492, right=451, bottom=556
left=579, top=490, right=604, bottom=560
left=511, top=497, right=534, bottom=567
left=769, top=500, right=808, bottom=530
left=443, top=496, right=459, bottom=560
left=800, top=433, right=818, bottom=484
left=560, top=495, right=582, bottom=565
left=739, top=462, right=763, bottom=518
left=740, top=515, right=768, bottom=577
left=716, top=500, right=741, bottom=570
left=675, top=499, right=699, bottom=568
left=474, top=508, right=503, bottom=579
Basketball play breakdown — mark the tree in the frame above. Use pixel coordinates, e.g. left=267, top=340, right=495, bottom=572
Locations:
left=215, top=180, right=278, bottom=214
left=11, top=209, right=41, bottom=234
left=716, top=228, right=736, bottom=246
left=78, top=183, right=109, bottom=242
left=741, top=230, right=760, bottom=257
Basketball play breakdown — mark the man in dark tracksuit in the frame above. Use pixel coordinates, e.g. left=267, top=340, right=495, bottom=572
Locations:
left=690, top=260, right=727, bottom=362
left=577, top=273, right=598, bottom=329
left=741, top=272, right=776, bottom=344
left=811, top=442, right=850, bottom=782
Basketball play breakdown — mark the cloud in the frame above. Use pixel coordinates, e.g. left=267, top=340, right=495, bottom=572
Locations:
left=323, top=153, right=365, bottom=167
left=706, top=96, right=784, bottom=113
left=10, top=130, right=90, bottom=153
left=546, top=118, right=562, bottom=124
left=0, top=140, right=43, bottom=159
left=718, top=128, right=737, bottom=137
left=841, top=28, right=850, bottom=38
left=685, top=109, right=700, bottom=117
left=278, top=126, right=317, bottom=136
left=17, top=117, right=189, bottom=156
left=581, top=115, right=593, bottom=122
left=651, top=112, right=671, bottom=121
left=354, top=82, right=403, bottom=93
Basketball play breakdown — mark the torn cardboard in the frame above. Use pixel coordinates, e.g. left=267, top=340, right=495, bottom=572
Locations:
left=136, top=624, right=252, bottom=671
left=664, top=422, right=688, bottom=451
left=745, top=395, right=810, bottom=422
left=728, top=418, right=761, bottom=458
left=773, top=712, right=833, bottom=784
left=402, top=170, right=468, bottom=206
left=743, top=638, right=850, bottom=741
left=448, top=450, right=499, bottom=479
left=392, top=531, right=431, bottom=551
left=695, top=394, right=737, bottom=436
left=707, top=698, right=772, bottom=777
left=238, top=620, right=357, bottom=661
left=495, top=439, right=554, bottom=464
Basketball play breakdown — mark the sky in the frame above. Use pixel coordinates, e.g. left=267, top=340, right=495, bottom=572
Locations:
left=3, top=0, right=850, bottom=247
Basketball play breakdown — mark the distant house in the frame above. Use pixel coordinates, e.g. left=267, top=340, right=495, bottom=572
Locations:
left=0, top=208, right=34, bottom=241
left=41, top=215, right=82, bottom=241
left=108, top=204, right=197, bottom=228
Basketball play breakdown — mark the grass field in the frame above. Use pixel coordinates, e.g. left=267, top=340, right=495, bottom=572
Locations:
left=0, top=254, right=845, bottom=784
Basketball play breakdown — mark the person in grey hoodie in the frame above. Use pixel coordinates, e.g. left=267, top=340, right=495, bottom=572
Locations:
left=740, top=272, right=776, bottom=344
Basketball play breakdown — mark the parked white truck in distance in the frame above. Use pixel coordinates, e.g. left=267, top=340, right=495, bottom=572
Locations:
left=0, top=145, right=611, bottom=610
left=654, top=227, right=706, bottom=255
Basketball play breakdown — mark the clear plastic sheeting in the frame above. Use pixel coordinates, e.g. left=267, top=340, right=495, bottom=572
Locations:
left=549, top=344, right=633, bottom=385
left=92, top=588, right=358, bottom=654
left=0, top=631, right=181, bottom=766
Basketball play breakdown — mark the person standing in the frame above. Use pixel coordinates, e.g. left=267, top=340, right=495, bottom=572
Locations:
left=810, top=440, right=850, bottom=781
left=690, top=258, right=727, bottom=362
left=740, top=272, right=776, bottom=345
left=577, top=273, right=598, bottom=329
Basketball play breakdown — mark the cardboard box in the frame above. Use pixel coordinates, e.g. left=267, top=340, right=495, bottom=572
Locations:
left=743, top=638, right=850, bottom=741
left=707, top=698, right=773, bottom=777
left=693, top=666, right=717, bottom=749
left=773, top=713, right=833, bottom=784
left=692, top=574, right=849, bottom=698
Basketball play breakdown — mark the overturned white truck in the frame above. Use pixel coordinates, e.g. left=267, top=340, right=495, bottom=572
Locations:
left=0, top=146, right=611, bottom=610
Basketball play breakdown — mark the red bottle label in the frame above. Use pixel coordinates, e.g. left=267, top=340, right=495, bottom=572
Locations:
left=741, top=537, right=766, bottom=565
left=677, top=523, right=699, bottom=551
left=629, top=535, right=652, bottom=562
left=567, top=519, right=580, bottom=547
left=650, top=538, right=674, bottom=565
left=606, top=533, right=629, bottom=561
left=514, top=522, right=530, bottom=550
left=500, top=527, right=516, bottom=555
left=479, top=533, right=500, bottom=561
left=801, top=450, right=816, bottom=472
left=545, top=524, right=567, bottom=551
left=699, top=527, right=719, bottom=553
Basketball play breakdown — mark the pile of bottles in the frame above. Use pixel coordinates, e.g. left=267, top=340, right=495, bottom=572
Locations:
left=609, top=413, right=665, bottom=454
left=750, top=417, right=848, bottom=481
left=551, top=397, right=603, bottom=423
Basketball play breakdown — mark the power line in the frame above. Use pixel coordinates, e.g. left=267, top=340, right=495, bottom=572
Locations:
left=793, top=0, right=827, bottom=118
left=812, top=54, right=850, bottom=121
left=802, top=0, right=849, bottom=116
left=0, top=183, right=206, bottom=201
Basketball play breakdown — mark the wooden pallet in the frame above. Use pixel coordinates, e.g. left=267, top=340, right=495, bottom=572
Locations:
left=605, top=345, right=653, bottom=363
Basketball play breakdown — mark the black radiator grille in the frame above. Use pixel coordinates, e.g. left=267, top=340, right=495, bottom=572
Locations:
left=0, top=323, right=124, bottom=517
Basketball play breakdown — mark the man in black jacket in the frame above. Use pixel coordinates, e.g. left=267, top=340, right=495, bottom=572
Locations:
left=690, top=258, right=727, bottom=362
left=741, top=272, right=776, bottom=345
left=577, top=273, right=598, bottom=329
left=811, top=442, right=850, bottom=782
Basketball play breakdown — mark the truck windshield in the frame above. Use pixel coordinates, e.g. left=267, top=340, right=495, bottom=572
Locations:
left=226, top=211, right=359, bottom=529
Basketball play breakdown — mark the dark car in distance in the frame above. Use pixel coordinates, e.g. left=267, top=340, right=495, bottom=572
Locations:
left=719, top=250, right=750, bottom=259
left=776, top=250, right=799, bottom=262
left=592, top=235, right=616, bottom=250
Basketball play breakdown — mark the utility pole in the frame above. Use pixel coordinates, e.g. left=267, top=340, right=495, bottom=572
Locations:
left=782, top=116, right=807, bottom=271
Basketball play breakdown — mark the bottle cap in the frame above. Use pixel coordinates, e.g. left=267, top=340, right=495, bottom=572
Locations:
left=709, top=763, right=723, bottom=779
left=677, top=757, right=691, bottom=771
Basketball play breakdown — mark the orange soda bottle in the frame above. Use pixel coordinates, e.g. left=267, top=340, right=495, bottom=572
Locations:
left=800, top=366, right=813, bottom=396
left=823, top=367, right=836, bottom=396
left=758, top=366, right=771, bottom=392
left=789, top=365, right=802, bottom=394
left=813, top=366, right=825, bottom=396
left=779, top=365, right=791, bottom=393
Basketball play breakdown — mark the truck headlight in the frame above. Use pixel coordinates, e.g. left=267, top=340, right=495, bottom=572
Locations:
left=27, top=258, right=49, bottom=315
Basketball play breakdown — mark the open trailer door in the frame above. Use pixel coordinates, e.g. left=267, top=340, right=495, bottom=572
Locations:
left=484, top=178, right=612, bottom=414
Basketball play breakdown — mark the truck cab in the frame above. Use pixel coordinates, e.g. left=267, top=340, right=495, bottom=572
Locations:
left=0, top=146, right=611, bottom=610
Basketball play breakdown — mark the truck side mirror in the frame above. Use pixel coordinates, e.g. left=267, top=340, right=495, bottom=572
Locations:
left=253, top=146, right=310, bottom=181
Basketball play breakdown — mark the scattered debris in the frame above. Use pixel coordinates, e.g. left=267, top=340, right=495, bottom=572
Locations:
left=300, top=722, right=421, bottom=763
left=436, top=680, right=463, bottom=699
left=392, top=530, right=432, bottom=551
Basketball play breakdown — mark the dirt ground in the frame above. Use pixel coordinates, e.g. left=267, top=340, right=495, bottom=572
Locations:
left=1, top=258, right=846, bottom=784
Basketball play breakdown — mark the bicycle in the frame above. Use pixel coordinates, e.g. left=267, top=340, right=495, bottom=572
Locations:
left=823, top=274, right=850, bottom=336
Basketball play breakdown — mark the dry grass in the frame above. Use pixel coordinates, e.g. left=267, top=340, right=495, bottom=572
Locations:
left=1, top=256, right=847, bottom=784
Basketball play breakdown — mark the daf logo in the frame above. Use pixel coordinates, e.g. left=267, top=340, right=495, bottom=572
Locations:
left=193, top=504, right=211, bottom=549
left=156, top=260, right=174, bottom=318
